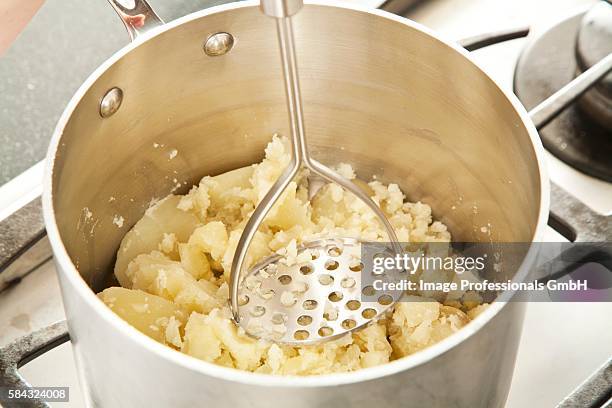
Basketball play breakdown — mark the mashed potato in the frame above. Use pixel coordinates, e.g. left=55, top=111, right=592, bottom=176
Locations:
left=99, top=136, right=486, bottom=375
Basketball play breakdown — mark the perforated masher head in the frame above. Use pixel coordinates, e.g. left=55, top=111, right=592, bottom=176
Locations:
left=235, top=238, right=403, bottom=344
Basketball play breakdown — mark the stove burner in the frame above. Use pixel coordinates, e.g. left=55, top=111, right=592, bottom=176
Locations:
left=514, top=4, right=612, bottom=182
left=576, top=2, right=612, bottom=130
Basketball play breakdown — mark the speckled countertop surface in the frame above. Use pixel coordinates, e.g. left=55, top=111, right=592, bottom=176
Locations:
left=0, top=0, right=231, bottom=185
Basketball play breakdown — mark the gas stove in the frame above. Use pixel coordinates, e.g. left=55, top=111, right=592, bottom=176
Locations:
left=0, top=0, right=610, bottom=407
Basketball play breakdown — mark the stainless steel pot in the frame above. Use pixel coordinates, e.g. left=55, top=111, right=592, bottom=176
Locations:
left=1, top=0, right=611, bottom=407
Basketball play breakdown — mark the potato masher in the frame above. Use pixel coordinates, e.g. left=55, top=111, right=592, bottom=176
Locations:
left=229, top=0, right=402, bottom=345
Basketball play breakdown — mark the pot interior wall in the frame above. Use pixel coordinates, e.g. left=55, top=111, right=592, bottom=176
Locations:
left=50, top=4, right=542, bottom=291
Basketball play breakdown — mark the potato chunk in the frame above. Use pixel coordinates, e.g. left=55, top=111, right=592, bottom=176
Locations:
left=127, top=251, right=221, bottom=314
left=178, top=242, right=213, bottom=280
left=182, top=310, right=267, bottom=371
left=265, top=181, right=313, bottom=231
left=98, top=287, right=187, bottom=346
left=114, top=195, right=200, bottom=286
left=183, top=165, right=257, bottom=227
left=206, top=166, right=254, bottom=207
left=388, top=297, right=468, bottom=358
left=188, top=221, right=228, bottom=262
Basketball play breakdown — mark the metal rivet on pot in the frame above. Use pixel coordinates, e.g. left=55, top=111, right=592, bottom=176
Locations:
left=203, top=32, right=234, bottom=57
left=100, top=87, right=123, bottom=118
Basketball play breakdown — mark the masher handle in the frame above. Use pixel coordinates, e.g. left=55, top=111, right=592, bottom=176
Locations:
left=230, top=0, right=306, bottom=322
left=260, top=0, right=304, bottom=18
left=264, top=0, right=310, bottom=168
left=262, top=0, right=402, bottom=251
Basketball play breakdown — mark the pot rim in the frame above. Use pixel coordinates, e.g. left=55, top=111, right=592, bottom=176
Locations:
left=42, top=0, right=550, bottom=388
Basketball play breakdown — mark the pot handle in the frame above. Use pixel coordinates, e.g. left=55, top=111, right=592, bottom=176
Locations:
left=0, top=321, right=70, bottom=408
left=106, top=0, right=165, bottom=41
left=458, top=26, right=530, bottom=51
left=527, top=53, right=612, bottom=130
left=461, top=29, right=612, bottom=133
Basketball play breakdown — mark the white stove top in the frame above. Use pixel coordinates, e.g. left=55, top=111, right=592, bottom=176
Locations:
left=0, top=0, right=610, bottom=407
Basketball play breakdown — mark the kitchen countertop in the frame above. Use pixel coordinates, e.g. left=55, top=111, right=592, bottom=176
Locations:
left=0, top=0, right=231, bottom=186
